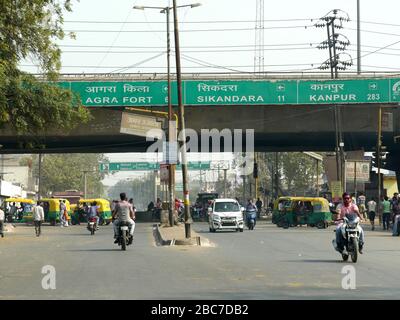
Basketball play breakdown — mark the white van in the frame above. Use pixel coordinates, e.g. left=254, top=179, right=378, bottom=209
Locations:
left=208, top=198, right=244, bottom=232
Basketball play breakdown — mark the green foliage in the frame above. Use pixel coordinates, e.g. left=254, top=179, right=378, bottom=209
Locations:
left=29, top=153, right=106, bottom=197
left=233, top=152, right=325, bottom=198
left=0, top=0, right=90, bottom=139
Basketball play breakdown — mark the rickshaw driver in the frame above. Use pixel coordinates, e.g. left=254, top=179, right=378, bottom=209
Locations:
left=334, top=192, right=365, bottom=254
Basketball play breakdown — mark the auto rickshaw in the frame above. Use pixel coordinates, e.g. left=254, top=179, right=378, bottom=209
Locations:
left=78, top=198, right=112, bottom=225
left=39, top=198, right=72, bottom=225
left=279, top=197, right=332, bottom=229
left=4, top=198, right=35, bottom=223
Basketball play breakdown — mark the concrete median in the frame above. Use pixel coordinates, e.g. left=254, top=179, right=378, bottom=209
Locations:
left=154, top=223, right=214, bottom=247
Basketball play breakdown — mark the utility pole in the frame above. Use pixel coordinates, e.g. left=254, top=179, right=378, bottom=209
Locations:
left=242, top=174, right=246, bottom=203
left=223, top=168, right=227, bottom=198
left=254, top=0, right=265, bottom=76
left=133, top=2, right=200, bottom=227
left=315, top=10, right=352, bottom=197
left=172, top=0, right=191, bottom=238
left=274, top=152, right=279, bottom=198
left=377, top=107, right=382, bottom=217
left=154, top=170, right=158, bottom=203
left=38, top=153, right=43, bottom=199
left=84, top=171, right=87, bottom=199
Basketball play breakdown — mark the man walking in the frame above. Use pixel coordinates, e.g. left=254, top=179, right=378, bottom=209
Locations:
left=367, top=197, right=377, bottom=231
left=381, top=196, right=391, bottom=230
left=256, top=197, right=263, bottom=219
left=33, top=201, right=45, bottom=237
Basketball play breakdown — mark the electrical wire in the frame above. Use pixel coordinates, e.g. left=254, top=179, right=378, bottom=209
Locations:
left=345, top=27, right=400, bottom=37
left=91, top=10, right=133, bottom=73
left=60, top=47, right=317, bottom=54
left=63, top=25, right=314, bottom=33
left=58, top=43, right=319, bottom=49
left=64, top=18, right=315, bottom=24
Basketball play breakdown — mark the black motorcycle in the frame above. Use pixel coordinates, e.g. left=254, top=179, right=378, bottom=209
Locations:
left=116, top=221, right=133, bottom=251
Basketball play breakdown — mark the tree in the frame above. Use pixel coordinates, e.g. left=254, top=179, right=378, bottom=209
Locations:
left=25, top=153, right=107, bottom=197
left=232, top=152, right=325, bottom=199
left=0, top=0, right=90, bottom=141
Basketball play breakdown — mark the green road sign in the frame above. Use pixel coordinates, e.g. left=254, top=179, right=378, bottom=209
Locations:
left=99, top=161, right=211, bottom=172
left=59, top=78, right=400, bottom=107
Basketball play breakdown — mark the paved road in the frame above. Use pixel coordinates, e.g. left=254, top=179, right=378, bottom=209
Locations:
left=1, top=221, right=400, bottom=299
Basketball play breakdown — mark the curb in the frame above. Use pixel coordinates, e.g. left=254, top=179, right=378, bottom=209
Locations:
left=153, top=224, right=172, bottom=246
left=154, top=224, right=208, bottom=247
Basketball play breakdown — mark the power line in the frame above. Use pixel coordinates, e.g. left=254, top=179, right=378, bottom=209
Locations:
left=346, top=27, right=400, bottom=37
left=360, top=20, right=400, bottom=28
left=59, top=42, right=318, bottom=49
left=20, top=62, right=319, bottom=69
left=64, top=18, right=315, bottom=24
left=63, top=25, right=314, bottom=33
left=60, top=47, right=316, bottom=54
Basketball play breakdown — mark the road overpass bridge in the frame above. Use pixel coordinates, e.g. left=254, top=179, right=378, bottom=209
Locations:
left=0, top=73, right=399, bottom=171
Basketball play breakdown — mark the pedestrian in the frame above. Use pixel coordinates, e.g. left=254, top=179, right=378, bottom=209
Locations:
left=381, top=196, right=391, bottom=230
left=256, top=197, right=263, bottom=218
left=391, top=196, right=400, bottom=236
left=8, top=202, right=17, bottom=222
left=33, top=201, right=45, bottom=237
left=0, top=204, right=5, bottom=238
left=59, top=200, right=67, bottom=227
left=147, top=201, right=154, bottom=212
left=367, top=197, right=377, bottom=231
left=390, top=193, right=399, bottom=225
left=357, top=192, right=367, bottom=220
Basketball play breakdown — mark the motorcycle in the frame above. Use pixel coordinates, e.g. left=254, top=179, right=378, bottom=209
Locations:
left=116, top=221, right=133, bottom=251
left=332, top=216, right=362, bottom=263
left=246, top=209, right=257, bottom=230
left=87, top=217, right=98, bottom=235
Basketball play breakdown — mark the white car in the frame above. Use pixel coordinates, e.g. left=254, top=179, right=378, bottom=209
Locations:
left=208, top=198, right=244, bottom=232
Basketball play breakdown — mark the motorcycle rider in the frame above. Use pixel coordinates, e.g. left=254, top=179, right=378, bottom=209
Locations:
left=334, top=192, right=365, bottom=254
left=246, top=199, right=257, bottom=228
left=87, top=201, right=99, bottom=230
left=112, top=192, right=135, bottom=244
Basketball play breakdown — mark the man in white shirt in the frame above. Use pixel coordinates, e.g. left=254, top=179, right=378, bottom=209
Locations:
left=33, top=202, right=45, bottom=237
left=367, top=197, right=377, bottom=231
left=0, top=206, right=5, bottom=238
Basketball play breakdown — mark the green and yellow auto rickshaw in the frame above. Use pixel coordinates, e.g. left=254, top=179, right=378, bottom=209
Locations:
left=4, top=198, right=35, bottom=223
left=40, top=198, right=72, bottom=225
left=279, top=197, right=332, bottom=229
left=78, top=198, right=112, bottom=225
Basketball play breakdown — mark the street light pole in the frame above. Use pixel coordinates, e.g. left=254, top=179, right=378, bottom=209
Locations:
left=172, top=0, right=191, bottom=238
left=134, top=3, right=200, bottom=230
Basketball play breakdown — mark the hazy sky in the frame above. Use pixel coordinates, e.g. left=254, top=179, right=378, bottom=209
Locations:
left=21, top=0, right=400, bottom=74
